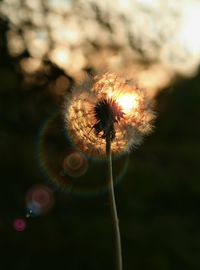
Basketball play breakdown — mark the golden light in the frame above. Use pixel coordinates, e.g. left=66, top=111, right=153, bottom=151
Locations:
left=178, top=3, right=200, bottom=55
left=117, top=94, right=138, bottom=113
left=49, top=46, right=71, bottom=70
left=2, top=0, right=200, bottom=97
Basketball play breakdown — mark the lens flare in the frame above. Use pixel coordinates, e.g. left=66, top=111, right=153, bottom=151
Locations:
left=26, top=185, right=54, bottom=215
left=13, top=218, right=26, bottom=232
left=62, top=151, right=88, bottom=177
left=37, top=113, right=129, bottom=197
left=26, top=203, right=41, bottom=218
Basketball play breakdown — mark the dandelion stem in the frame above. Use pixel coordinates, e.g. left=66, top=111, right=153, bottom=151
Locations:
left=106, top=136, right=123, bottom=270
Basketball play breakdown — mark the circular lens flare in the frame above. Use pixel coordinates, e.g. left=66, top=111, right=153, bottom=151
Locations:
left=26, top=202, right=42, bottom=218
left=37, top=113, right=129, bottom=197
left=26, top=185, right=54, bottom=215
left=62, top=151, right=88, bottom=178
left=13, top=218, right=26, bottom=232
left=117, top=94, right=138, bottom=113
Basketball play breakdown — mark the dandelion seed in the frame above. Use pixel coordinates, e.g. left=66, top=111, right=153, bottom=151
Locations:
left=64, top=72, right=155, bottom=156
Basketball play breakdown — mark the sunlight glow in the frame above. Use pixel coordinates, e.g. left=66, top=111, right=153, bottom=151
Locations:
left=49, top=47, right=71, bottom=70
left=178, top=3, right=200, bottom=55
left=2, top=0, right=200, bottom=96
left=117, top=94, right=138, bottom=113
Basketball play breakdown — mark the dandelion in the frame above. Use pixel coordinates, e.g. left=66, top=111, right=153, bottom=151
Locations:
left=64, top=73, right=155, bottom=270
left=64, top=73, right=155, bottom=157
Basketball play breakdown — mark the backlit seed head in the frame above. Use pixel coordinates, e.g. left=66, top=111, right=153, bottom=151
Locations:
left=64, top=73, right=155, bottom=156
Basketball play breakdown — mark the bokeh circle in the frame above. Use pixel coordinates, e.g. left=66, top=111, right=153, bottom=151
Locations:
left=37, top=113, right=130, bottom=198
left=26, top=185, right=55, bottom=216
left=13, top=218, right=26, bottom=232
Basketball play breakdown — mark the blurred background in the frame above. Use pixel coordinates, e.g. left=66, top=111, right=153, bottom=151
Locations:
left=0, top=0, right=200, bottom=269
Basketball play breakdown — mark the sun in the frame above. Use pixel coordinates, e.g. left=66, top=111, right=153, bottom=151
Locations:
left=117, top=94, right=138, bottom=113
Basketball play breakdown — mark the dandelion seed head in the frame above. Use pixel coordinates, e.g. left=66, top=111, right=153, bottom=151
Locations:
left=64, top=73, right=155, bottom=156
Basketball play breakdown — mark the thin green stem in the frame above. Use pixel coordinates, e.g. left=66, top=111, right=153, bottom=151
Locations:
left=106, top=136, right=123, bottom=270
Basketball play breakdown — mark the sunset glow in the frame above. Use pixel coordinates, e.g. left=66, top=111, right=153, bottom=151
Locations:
left=117, top=94, right=138, bottom=113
